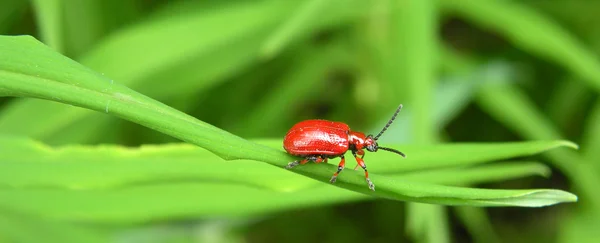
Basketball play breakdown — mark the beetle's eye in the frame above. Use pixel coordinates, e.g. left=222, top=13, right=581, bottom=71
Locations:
left=367, top=144, right=378, bottom=152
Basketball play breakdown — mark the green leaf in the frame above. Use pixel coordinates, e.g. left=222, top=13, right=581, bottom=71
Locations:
left=233, top=45, right=353, bottom=137
left=546, top=78, right=594, bottom=130
left=0, top=136, right=569, bottom=190
left=0, top=0, right=299, bottom=144
left=391, top=0, right=438, bottom=144
left=395, top=162, right=551, bottom=185
left=441, top=0, right=600, bottom=92
left=0, top=182, right=578, bottom=224
left=32, top=0, right=64, bottom=52
left=475, top=82, right=600, bottom=209
left=0, top=138, right=573, bottom=224
left=0, top=206, right=107, bottom=243
left=454, top=207, right=501, bottom=243
left=406, top=204, right=449, bottom=243
left=0, top=35, right=577, bottom=209
left=260, top=0, right=332, bottom=58
left=366, top=140, right=576, bottom=173
left=0, top=0, right=371, bottom=145
left=0, top=35, right=278, bottom=161
left=581, top=100, right=600, bottom=162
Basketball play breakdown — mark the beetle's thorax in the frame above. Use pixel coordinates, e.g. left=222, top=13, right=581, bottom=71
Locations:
left=349, top=131, right=378, bottom=152
left=347, top=131, right=365, bottom=149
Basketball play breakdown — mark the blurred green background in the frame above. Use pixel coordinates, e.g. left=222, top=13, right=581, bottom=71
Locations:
left=1, top=0, right=600, bottom=242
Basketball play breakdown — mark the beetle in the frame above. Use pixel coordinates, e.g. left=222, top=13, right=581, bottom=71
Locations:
left=283, top=104, right=406, bottom=191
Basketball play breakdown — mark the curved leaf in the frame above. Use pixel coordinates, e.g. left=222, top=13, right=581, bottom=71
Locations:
left=0, top=136, right=567, bottom=189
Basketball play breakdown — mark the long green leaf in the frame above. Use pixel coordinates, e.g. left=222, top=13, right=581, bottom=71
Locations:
left=394, top=162, right=550, bottom=185
left=0, top=135, right=570, bottom=190
left=260, top=0, right=332, bottom=58
left=392, top=0, right=438, bottom=144
left=0, top=0, right=298, bottom=144
left=476, top=83, right=600, bottom=209
left=0, top=206, right=107, bottom=243
left=31, top=0, right=64, bottom=53
left=0, top=0, right=372, bottom=145
left=233, top=45, right=353, bottom=137
left=0, top=135, right=554, bottom=190
left=454, top=207, right=501, bottom=243
left=581, top=100, right=600, bottom=163
left=0, top=35, right=577, bottom=208
left=0, top=138, right=568, bottom=224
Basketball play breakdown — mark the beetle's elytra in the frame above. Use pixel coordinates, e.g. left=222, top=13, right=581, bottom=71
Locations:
left=283, top=104, right=406, bottom=191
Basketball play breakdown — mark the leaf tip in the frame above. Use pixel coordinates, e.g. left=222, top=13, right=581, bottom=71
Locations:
left=559, top=140, right=579, bottom=150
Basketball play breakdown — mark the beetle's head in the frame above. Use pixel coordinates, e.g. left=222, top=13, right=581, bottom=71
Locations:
left=364, top=135, right=378, bottom=152
left=366, top=104, right=407, bottom=158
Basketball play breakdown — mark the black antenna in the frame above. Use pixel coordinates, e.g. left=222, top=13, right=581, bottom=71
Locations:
left=374, top=104, right=403, bottom=140
left=379, top=146, right=406, bottom=158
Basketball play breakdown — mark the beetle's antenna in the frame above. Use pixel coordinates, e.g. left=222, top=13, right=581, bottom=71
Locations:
left=374, top=104, right=403, bottom=140
left=378, top=146, right=406, bottom=158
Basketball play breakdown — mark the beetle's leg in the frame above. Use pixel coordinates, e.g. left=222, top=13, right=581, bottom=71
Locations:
left=353, top=153, right=375, bottom=191
left=287, top=155, right=325, bottom=169
left=352, top=150, right=365, bottom=170
left=286, top=158, right=310, bottom=169
left=329, top=155, right=346, bottom=183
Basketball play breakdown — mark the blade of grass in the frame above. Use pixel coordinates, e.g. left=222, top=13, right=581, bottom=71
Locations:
left=0, top=0, right=371, bottom=145
left=0, top=206, right=107, bottom=243
left=0, top=35, right=577, bottom=208
left=0, top=0, right=298, bottom=144
left=234, top=44, right=353, bottom=137
left=0, top=134, right=554, bottom=191
left=581, top=100, right=600, bottom=164
left=0, top=137, right=571, bottom=224
left=392, top=0, right=438, bottom=144
left=440, top=0, right=600, bottom=92
left=476, top=83, right=600, bottom=209
left=546, top=77, right=594, bottom=131
left=61, top=0, right=104, bottom=57
left=395, top=162, right=550, bottom=186
left=0, top=182, right=577, bottom=225
left=406, top=204, right=449, bottom=243
left=365, top=140, right=576, bottom=173
left=260, top=0, right=332, bottom=58
left=0, top=135, right=573, bottom=190
left=31, top=0, right=64, bottom=52
left=454, top=207, right=501, bottom=243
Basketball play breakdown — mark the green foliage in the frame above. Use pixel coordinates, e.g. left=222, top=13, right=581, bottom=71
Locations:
left=0, top=0, right=599, bottom=242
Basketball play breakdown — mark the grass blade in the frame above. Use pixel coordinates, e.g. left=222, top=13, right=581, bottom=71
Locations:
left=260, top=0, right=332, bottom=58
left=0, top=183, right=578, bottom=224
left=0, top=135, right=558, bottom=191
left=31, top=0, right=64, bottom=52
left=454, top=207, right=501, bottom=243
left=581, top=100, right=600, bottom=163
left=395, top=162, right=550, bottom=185
left=476, top=82, right=600, bottom=209
left=0, top=206, right=107, bottom=243
left=392, top=0, right=438, bottom=144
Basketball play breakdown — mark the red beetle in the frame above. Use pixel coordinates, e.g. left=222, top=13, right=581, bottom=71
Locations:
left=283, top=104, right=406, bottom=191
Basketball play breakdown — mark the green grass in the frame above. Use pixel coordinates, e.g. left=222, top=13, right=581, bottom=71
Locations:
left=1, top=0, right=599, bottom=242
